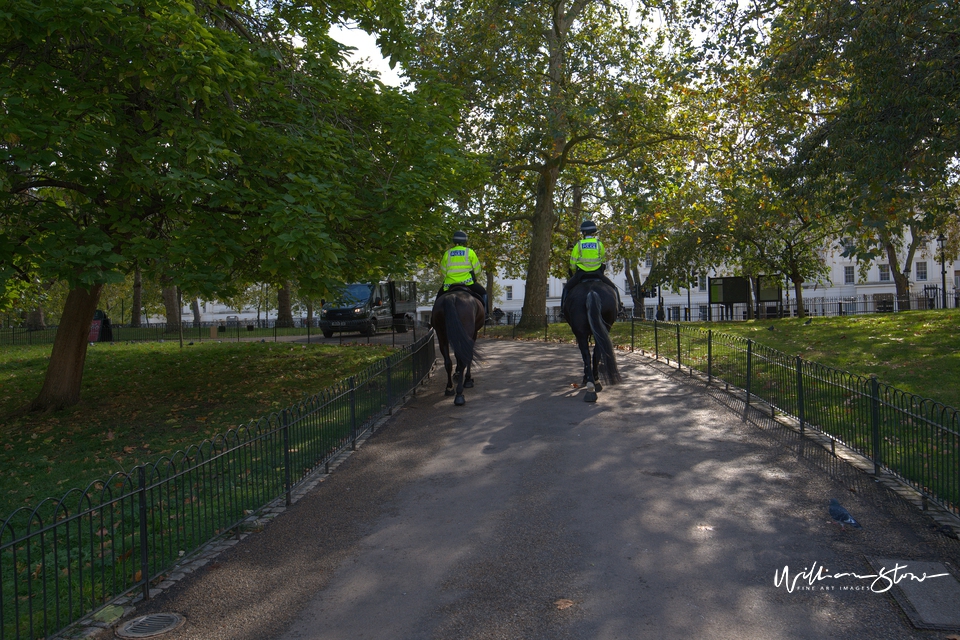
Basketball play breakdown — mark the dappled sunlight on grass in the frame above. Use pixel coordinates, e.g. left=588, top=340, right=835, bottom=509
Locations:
left=0, top=341, right=393, bottom=515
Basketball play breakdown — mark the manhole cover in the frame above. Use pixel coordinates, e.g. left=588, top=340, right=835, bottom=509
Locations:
left=116, top=613, right=185, bottom=638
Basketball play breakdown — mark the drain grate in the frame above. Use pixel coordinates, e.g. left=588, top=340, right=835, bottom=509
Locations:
left=116, top=613, right=185, bottom=638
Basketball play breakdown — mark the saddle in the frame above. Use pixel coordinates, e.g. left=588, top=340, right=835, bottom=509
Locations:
left=441, top=284, right=484, bottom=304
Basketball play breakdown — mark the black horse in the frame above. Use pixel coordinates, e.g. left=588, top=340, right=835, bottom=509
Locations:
left=431, top=287, right=485, bottom=406
left=562, top=278, right=622, bottom=402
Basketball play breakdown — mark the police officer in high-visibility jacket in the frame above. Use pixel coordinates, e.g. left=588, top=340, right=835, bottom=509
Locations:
left=561, top=220, right=620, bottom=309
left=438, top=230, right=487, bottom=303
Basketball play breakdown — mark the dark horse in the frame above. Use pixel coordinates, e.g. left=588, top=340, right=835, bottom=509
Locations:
left=562, top=277, right=622, bottom=402
left=431, top=287, right=485, bottom=406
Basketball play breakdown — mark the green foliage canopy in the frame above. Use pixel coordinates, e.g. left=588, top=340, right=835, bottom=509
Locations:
left=0, top=0, right=471, bottom=307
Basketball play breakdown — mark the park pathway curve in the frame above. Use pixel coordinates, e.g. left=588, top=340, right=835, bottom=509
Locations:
left=131, top=339, right=960, bottom=640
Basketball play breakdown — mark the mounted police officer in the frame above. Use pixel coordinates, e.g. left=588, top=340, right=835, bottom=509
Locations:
left=561, top=220, right=620, bottom=309
left=438, top=230, right=487, bottom=303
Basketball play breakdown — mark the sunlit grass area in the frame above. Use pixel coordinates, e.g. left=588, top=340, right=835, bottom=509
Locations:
left=0, top=341, right=392, bottom=516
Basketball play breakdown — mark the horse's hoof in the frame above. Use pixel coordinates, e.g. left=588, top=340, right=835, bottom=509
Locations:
left=594, top=382, right=603, bottom=393
left=585, top=382, right=595, bottom=392
left=455, top=395, right=466, bottom=406
left=464, top=380, right=474, bottom=388
left=445, top=388, right=455, bottom=396
left=584, top=392, right=598, bottom=403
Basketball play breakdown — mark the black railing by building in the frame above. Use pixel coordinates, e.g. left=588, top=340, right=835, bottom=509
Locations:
left=661, top=290, right=957, bottom=322
left=626, top=320, right=959, bottom=520
left=0, top=331, right=436, bottom=640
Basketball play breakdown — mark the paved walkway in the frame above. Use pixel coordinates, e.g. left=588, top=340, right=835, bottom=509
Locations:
left=129, top=340, right=960, bottom=640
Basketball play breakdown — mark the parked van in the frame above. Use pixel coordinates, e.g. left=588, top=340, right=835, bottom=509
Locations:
left=319, top=281, right=417, bottom=338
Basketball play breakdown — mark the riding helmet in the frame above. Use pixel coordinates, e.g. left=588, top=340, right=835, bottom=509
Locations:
left=580, top=220, right=598, bottom=235
left=453, top=230, right=468, bottom=244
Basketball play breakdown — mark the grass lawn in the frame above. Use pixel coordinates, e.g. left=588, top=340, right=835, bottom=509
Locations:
left=0, top=340, right=393, bottom=517
left=692, top=309, right=960, bottom=409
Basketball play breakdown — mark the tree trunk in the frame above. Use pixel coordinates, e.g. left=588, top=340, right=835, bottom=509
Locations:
left=791, top=277, right=805, bottom=318
left=131, top=268, right=142, bottom=327
left=885, top=241, right=912, bottom=309
left=161, top=286, right=180, bottom=333
left=190, top=298, right=202, bottom=328
left=276, top=281, right=294, bottom=328
left=26, top=306, right=45, bottom=330
left=28, top=285, right=103, bottom=412
left=518, top=168, right=559, bottom=329
left=486, top=270, right=495, bottom=316
left=306, top=301, right=314, bottom=328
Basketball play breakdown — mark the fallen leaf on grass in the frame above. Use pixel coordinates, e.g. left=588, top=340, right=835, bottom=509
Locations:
left=554, top=599, right=575, bottom=610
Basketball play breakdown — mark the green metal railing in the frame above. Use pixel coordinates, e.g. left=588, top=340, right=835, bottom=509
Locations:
left=628, top=320, right=959, bottom=518
left=0, top=331, right=436, bottom=640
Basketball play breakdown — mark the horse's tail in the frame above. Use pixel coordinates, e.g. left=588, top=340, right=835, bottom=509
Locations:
left=443, top=294, right=476, bottom=368
left=586, top=290, right=622, bottom=384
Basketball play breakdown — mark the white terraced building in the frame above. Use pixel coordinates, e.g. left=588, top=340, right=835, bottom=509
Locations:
left=168, top=238, right=957, bottom=326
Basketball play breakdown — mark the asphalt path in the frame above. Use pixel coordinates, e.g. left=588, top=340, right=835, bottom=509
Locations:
left=133, top=339, right=960, bottom=640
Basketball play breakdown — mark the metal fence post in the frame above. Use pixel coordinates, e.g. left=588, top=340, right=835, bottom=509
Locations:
left=676, top=323, right=682, bottom=370
left=654, top=321, right=659, bottom=360
left=707, top=329, right=712, bottom=383
left=282, top=409, right=292, bottom=506
left=137, top=466, right=150, bottom=601
left=796, top=355, right=805, bottom=435
left=350, top=376, right=357, bottom=450
left=630, top=317, right=634, bottom=352
left=410, top=346, right=416, bottom=394
left=871, top=375, right=882, bottom=475
left=386, top=360, right=393, bottom=408
left=745, top=339, right=752, bottom=409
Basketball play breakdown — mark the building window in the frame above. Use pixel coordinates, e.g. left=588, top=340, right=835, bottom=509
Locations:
left=916, top=261, right=928, bottom=281
left=844, top=266, right=855, bottom=284
left=954, top=270, right=960, bottom=289
left=698, top=304, right=709, bottom=320
left=645, top=256, right=653, bottom=267
left=698, top=275, right=707, bottom=291
left=878, top=264, right=891, bottom=282
left=669, top=306, right=680, bottom=321
left=506, top=286, right=513, bottom=301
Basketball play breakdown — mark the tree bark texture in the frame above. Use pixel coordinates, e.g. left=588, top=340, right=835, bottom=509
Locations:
left=519, top=167, right=559, bottom=328
left=29, top=285, right=103, bottom=412
left=131, top=269, right=142, bottom=327
left=191, top=299, right=202, bottom=328
left=26, top=306, right=46, bottom=330
left=161, top=286, right=180, bottom=332
left=276, top=282, right=294, bottom=328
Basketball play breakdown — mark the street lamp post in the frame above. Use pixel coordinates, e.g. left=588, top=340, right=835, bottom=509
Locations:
left=938, top=234, right=947, bottom=309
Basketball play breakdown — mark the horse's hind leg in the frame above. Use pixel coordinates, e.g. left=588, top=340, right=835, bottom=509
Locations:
left=576, top=335, right=598, bottom=402
left=454, top=355, right=467, bottom=406
left=440, top=342, right=455, bottom=396
left=463, top=360, right=474, bottom=388
left=592, top=345, right=603, bottom=393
